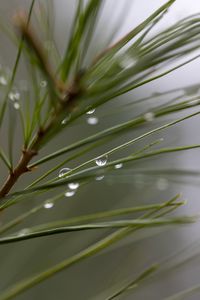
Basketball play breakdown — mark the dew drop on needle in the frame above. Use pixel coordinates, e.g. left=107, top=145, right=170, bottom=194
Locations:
left=95, top=155, right=108, bottom=166
left=59, top=168, right=71, bottom=178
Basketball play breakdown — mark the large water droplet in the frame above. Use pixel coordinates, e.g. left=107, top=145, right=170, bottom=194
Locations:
left=0, top=76, right=7, bottom=86
left=86, top=108, right=95, bottom=115
left=144, top=112, right=155, bottom=122
left=95, top=155, right=108, bottom=167
left=87, top=116, right=98, bottom=125
left=44, top=201, right=54, bottom=209
left=65, top=190, right=75, bottom=197
left=114, top=163, right=123, bottom=169
left=68, top=182, right=79, bottom=190
left=40, top=80, right=47, bottom=88
left=59, top=168, right=71, bottom=178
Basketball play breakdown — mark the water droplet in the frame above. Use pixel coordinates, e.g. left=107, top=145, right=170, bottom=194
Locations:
left=59, top=168, right=71, bottom=178
left=144, top=112, right=155, bottom=122
left=87, top=116, right=99, bottom=125
left=9, top=91, right=20, bottom=101
left=95, top=155, right=108, bottom=167
left=68, top=182, right=79, bottom=190
left=18, top=228, right=30, bottom=236
left=13, top=102, right=20, bottom=110
left=65, top=190, right=75, bottom=197
left=114, top=163, right=123, bottom=169
left=61, top=114, right=71, bottom=125
left=156, top=178, right=169, bottom=191
left=40, top=80, right=47, bottom=88
left=0, top=76, right=7, bottom=86
left=44, top=201, right=54, bottom=209
left=86, top=108, right=95, bottom=115
left=95, top=175, right=104, bottom=181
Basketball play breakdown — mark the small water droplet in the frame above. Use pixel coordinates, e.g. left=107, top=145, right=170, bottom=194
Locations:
left=87, top=116, right=99, bottom=125
left=59, top=168, right=71, bottom=178
left=95, top=175, right=104, bottom=181
left=65, top=190, right=75, bottom=197
left=61, top=114, right=71, bottom=125
left=144, top=112, right=155, bottom=122
left=13, top=102, right=20, bottom=110
left=0, top=76, right=7, bottom=86
left=114, top=163, right=123, bottom=169
left=156, top=178, right=169, bottom=191
left=9, top=91, right=20, bottom=101
left=40, top=80, right=47, bottom=88
left=68, top=182, right=79, bottom=190
left=18, top=228, right=30, bottom=236
left=95, top=155, right=108, bottom=167
left=44, top=201, right=54, bottom=209
left=86, top=108, right=95, bottom=115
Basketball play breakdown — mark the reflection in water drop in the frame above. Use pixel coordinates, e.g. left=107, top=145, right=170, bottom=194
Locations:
left=59, top=168, right=71, bottom=178
left=86, top=108, right=95, bottom=115
left=95, top=155, right=108, bottom=166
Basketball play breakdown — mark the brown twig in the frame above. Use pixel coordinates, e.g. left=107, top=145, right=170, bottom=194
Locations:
left=0, top=13, right=83, bottom=200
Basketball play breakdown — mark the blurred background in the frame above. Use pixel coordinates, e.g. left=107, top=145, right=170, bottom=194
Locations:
left=0, top=1, right=200, bottom=299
